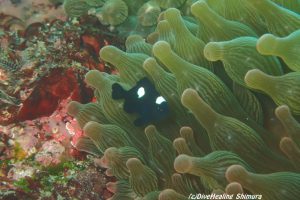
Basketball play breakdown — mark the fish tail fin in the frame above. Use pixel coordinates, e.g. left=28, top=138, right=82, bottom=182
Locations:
left=112, top=83, right=126, bottom=99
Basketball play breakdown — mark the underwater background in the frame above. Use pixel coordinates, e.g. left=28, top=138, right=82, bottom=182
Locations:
left=1, top=0, right=300, bottom=199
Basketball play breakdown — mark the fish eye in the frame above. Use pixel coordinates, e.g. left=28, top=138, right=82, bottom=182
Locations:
left=156, top=96, right=166, bottom=104
left=137, top=87, right=145, bottom=98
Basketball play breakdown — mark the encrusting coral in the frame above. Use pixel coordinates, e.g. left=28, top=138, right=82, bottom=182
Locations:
left=65, top=0, right=300, bottom=199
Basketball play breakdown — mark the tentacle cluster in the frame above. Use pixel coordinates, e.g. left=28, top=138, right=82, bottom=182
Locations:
left=67, top=0, right=300, bottom=199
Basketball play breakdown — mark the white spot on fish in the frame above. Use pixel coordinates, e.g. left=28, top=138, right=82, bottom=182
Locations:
left=156, top=96, right=166, bottom=104
left=137, top=87, right=145, bottom=98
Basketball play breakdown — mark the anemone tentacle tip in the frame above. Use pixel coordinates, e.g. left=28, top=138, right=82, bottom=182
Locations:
left=275, top=105, right=290, bottom=118
left=225, top=165, right=248, bottom=183
left=153, top=41, right=171, bottom=56
left=67, top=101, right=81, bottom=116
left=181, top=88, right=199, bottom=106
left=174, top=154, right=192, bottom=173
left=143, top=57, right=156, bottom=69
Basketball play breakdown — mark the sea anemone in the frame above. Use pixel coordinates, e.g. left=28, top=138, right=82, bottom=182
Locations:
left=67, top=0, right=300, bottom=199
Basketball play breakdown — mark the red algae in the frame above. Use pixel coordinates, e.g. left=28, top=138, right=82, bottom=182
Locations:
left=17, top=68, right=78, bottom=121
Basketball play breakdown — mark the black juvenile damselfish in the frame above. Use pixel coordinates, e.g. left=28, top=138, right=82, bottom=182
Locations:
left=112, top=77, right=170, bottom=126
